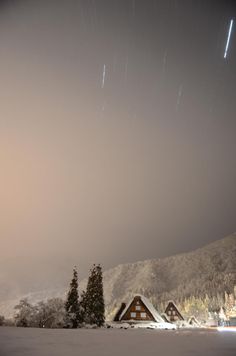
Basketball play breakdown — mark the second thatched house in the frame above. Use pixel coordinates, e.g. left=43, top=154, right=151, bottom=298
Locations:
left=164, top=301, right=184, bottom=322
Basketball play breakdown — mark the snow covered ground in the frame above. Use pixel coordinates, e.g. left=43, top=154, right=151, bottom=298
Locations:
left=0, top=327, right=235, bottom=356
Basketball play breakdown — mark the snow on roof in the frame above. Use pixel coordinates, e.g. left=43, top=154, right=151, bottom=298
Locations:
left=161, top=313, right=170, bottom=322
left=166, top=300, right=183, bottom=312
left=119, top=295, right=164, bottom=323
left=188, top=316, right=201, bottom=326
left=166, top=300, right=180, bottom=310
left=118, top=298, right=133, bottom=321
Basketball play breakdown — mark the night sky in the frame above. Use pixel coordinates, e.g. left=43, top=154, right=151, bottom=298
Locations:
left=0, top=0, right=236, bottom=284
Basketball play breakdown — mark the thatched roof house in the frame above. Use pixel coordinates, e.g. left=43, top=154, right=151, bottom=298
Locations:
left=114, top=295, right=164, bottom=323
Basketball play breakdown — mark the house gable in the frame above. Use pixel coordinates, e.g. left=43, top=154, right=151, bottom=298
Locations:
left=164, top=301, right=184, bottom=322
left=120, top=296, right=155, bottom=322
left=116, top=295, right=163, bottom=323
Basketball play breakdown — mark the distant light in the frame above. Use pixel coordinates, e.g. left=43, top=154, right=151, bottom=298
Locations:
left=217, top=326, right=236, bottom=332
left=224, top=19, right=234, bottom=59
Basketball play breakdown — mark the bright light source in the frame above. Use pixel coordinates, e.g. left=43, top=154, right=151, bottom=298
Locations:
left=217, top=326, right=236, bottom=332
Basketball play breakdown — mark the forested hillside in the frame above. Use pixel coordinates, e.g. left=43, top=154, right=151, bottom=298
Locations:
left=1, top=234, right=236, bottom=321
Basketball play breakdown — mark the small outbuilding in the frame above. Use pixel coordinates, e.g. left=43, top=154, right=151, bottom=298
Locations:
left=113, top=303, right=127, bottom=322
left=164, top=301, right=184, bottom=322
left=114, top=295, right=164, bottom=323
left=188, top=316, right=201, bottom=327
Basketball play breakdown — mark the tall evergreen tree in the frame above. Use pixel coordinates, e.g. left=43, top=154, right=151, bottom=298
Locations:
left=79, top=290, right=87, bottom=324
left=84, top=264, right=105, bottom=326
left=65, top=267, right=80, bottom=328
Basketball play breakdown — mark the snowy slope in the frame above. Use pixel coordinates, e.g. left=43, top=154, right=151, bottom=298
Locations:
left=0, top=233, right=236, bottom=319
left=102, top=233, right=236, bottom=319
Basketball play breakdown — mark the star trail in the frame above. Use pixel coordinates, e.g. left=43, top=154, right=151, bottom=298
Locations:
left=224, top=19, right=234, bottom=59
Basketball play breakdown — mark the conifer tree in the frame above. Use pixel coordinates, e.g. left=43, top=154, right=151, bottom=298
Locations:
left=84, top=264, right=105, bottom=326
left=65, top=267, right=80, bottom=328
left=79, top=290, right=87, bottom=324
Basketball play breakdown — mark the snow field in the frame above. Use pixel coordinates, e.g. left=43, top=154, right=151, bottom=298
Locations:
left=0, top=327, right=236, bottom=356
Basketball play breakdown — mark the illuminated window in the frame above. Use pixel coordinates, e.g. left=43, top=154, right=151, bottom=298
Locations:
left=135, top=306, right=141, bottom=311
left=130, top=312, right=136, bottom=318
left=141, top=312, right=146, bottom=318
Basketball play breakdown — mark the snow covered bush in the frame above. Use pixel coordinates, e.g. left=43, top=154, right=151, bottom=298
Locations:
left=14, top=299, right=37, bottom=327
left=35, top=298, right=66, bottom=328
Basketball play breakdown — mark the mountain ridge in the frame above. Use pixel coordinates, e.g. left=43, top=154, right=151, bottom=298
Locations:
left=1, top=233, right=236, bottom=319
left=102, top=233, right=236, bottom=319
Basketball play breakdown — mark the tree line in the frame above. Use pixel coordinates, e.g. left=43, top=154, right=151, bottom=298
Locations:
left=1, top=264, right=105, bottom=329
